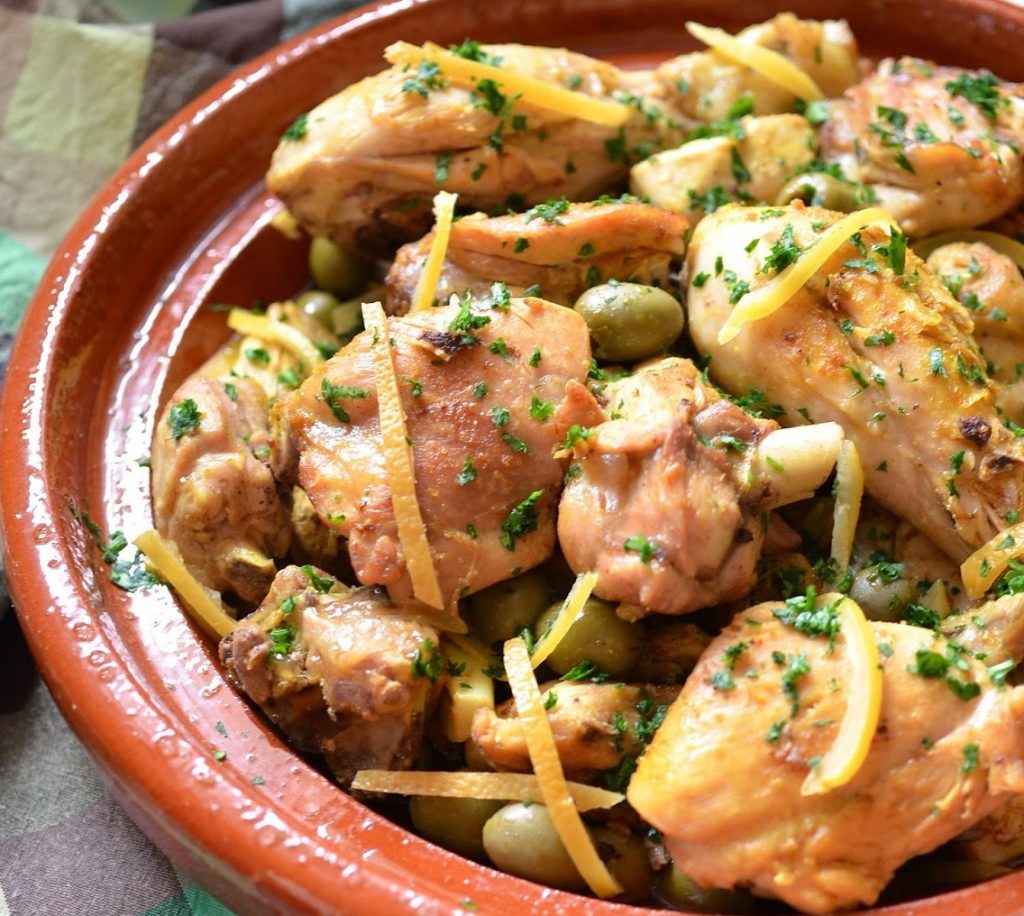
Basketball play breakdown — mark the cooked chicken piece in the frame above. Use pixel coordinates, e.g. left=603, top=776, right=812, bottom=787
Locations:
left=471, top=681, right=679, bottom=774
left=686, top=203, right=1024, bottom=562
left=941, top=593, right=1024, bottom=667
left=152, top=375, right=288, bottom=603
left=628, top=596, right=1024, bottom=913
left=268, top=44, right=687, bottom=253
left=558, top=357, right=844, bottom=616
left=820, top=59, right=1024, bottom=237
left=220, top=566, right=442, bottom=784
left=958, top=795, right=1024, bottom=865
left=630, top=114, right=817, bottom=222
left=926, top=241, right=1024, bottom=424
left=385, top=200, right=687, bottom=314
left=272, top=296, right=603, bottom=609
left=655, top=14, right=860, bottom=122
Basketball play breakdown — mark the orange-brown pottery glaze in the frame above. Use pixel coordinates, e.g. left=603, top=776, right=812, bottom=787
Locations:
left=5, top=1, right=1024, bottom=913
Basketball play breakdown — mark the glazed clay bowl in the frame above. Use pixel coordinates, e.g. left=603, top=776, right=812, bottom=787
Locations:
left=6, top=0, right=1024, bottom=913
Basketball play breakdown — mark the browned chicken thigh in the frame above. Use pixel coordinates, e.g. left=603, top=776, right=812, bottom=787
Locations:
left=686, top=203, right=1024, bottom=562
left=267, top=43, right=686, bottom=252
left=820, top=59, right=1024, bottom=236
left=654, top=13, right=860, bottom=122
left=385, top=199, right=688, bottom=314
left=471, top=681, right=679, bottom=775
left=558, top=357, right=844, bottom=616
left=220, top=566, right=442, bottom=784
left=926, top=240, right=1024, bottom=423
left=272, top=296, right=603, bottom=609
left=152, top=375, right=288, bottom=603
left=629, top=595, right=1024, bottom=913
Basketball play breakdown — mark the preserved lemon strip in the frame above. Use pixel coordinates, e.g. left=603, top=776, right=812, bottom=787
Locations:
left=801, top=595, right=882, bottom=796
left=830, top=439, right=863, bottom=570
left=685, top=22, right=824, bottom=102
left=411, top=191, right=457, bottom=314
left=912, top=229, right=1024, bottom=267
left=961, top=521, right=1024, bottom=598
left=227, top=307, right=323, bottom=371
left=269, top=208, right=301, bottom=240
left=440, top=638, right=494, bottom=742
left=350, top=770, right=625, bottom=812
left=362, top=302, right=445, bottom=610
left=716, top=208, right=895, bottom=344
left=503, top=637, right=623, bottom=898
left=530, top=571, right=598, bottom=669
left=385, top=41, right=632, bottom=127
left=134, top=529, right=235, bottom=639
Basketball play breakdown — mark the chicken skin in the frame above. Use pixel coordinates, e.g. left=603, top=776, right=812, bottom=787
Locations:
left=152, top=375, right=288, bottom=603
left=926, top=240, right=1024, bottom=424
left=686, top=203, right=1024, bottom=562
left=820, top=59, right=1024, bottom=236
left=220, top=566, right=442, bottom=784
left=628, top=595, right=1024, bottom=913
left=272, top=296, right=603, bottom=609
left=267, top=43, right=686, bottom=253
left=558, top=357, right=843, bottom=616
left=385, top=199, right=687, bottom=314
left=471, top=681, right=679, bottom=775
left=655, top=13, right=860, bottom=122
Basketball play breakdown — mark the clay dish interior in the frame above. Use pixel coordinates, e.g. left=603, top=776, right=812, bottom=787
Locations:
left=6, top=0, right=1024, bottom=913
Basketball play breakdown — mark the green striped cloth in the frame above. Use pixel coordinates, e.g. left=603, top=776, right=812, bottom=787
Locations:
left=0, top=2, right=361, bottom=913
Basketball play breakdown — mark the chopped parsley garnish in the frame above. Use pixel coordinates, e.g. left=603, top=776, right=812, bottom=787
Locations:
left=473, top=380, right=488, bottom=399
left=864, top=329, right=896, bottom=347
left=962, top=742, right=980, bottom=773
left=760, top=224, right=801, bottom=275
left=730, top=147, right=751, bottom=183
left=245, top=346, right=270, bottom=365
left=929, top=348, right=947, bottom=377
left=168, top=398, right=202, bottom=440
left=321, top=378, right=368, bottom=423
left=688, top=185, right=732, bottom=213
left=528, top=347, right=542, bottom=367
left=561, top=424, right=595, bottom=452
left=691, top=271, right=709, bottom=288
left=902, top=603, right=942, bottom=630
left=529, top=395, right=553, bottom=421
left=223, top=383, right=238, bottom=401
left=624, top=535, right=658, bottom=564
left=402, top=60, right=446, bottom=97
left=562, top=660, right=610, bottom=682
left=946, top=71, right=1006, bottom=120
left=457, top=455, right=477, bottom=486
left=766, top=720, right=786, bottom=743
left=525, top=197, right=570, bottom=224
left=269, top=625, right=296, bottom=657
left=500, top=490, right=543, bottom=551
left=782, top=652, right=811, bottom=715
left=301, top=565, right=334, bottom=592
left=513, top=238, right=529, bottom=254
left=401, top=376, right=423, bottom=397
left=282, top=113, right=308, bottom=141
left=488, top=338, right=512, bottom=361
left=412, top=638, right=446, bottom=682
left=434, top=152, right=452, bottom=183
left=772, top=588, right=842, bottom=650
left=732, top=388, right=784, bottom=419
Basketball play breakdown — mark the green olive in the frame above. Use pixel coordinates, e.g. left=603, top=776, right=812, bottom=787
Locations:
left=774, top=173, right=859, bottom=212
left=295, top=289, right=341, bottom=329
left=590, top=827, right=653, bottom=901
left=574, top=282, right=684, bottom=362
left=655, top=866, right=759, bottom=914
left=482, top=803, right=586, bottom=890
left=331, top=298, right=364, bottom=338
left=410, top=794, right=503, bottom=861
left=850, top=567, right=915, bottom=622
left=467, top=570, right=551, bottom=646
left=308, top=236, right=371, bottom=298
left=534, top=597, right=642, bottom=677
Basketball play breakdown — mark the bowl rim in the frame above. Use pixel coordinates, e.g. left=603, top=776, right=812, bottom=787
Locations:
left=6, top=0, right=1024, bottom=913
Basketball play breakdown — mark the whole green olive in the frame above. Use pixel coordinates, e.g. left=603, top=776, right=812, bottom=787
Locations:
left=655, top=866, right=759, bottom=913
left=308, top=236, right=371, bottom=298
left=534, top=597, right=642, bottom=678
left=467, top=570, right=551, bottom=646
left=574, top=282, right=684, bottom=362
left=410, top=794, right=503, bottom=861
left=774, top=173, right=859, bottom=212
left=590, top=827, right=653, bottom=901
left=850, top=567, right=915, bottom=622
left=482, top=803, right=586, bottom=890
left=295, top=289, right=341, bottom=329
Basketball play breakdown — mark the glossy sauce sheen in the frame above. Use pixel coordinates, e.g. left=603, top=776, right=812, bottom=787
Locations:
left=7, top=1, right=1024, bottom=914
